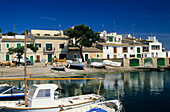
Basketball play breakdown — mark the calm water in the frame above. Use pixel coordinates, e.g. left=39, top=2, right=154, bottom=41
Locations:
left=1, top=70, right=170, bottom=112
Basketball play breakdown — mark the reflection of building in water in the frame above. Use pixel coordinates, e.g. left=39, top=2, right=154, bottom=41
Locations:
left=103, top=74, right=124, bottom=97
left=139, top=72, right=145, bottom=90
left=150, top=72, right=164, bottom=92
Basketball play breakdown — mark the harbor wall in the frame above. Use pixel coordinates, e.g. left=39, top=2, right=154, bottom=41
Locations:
left=123, top=57, right=170, bottom=68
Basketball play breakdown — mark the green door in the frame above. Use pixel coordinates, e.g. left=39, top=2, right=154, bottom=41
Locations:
left=48, top=54, right=52, bottom=62
left=157, top=58, right=165, bottom=66
left=6, top=54, right=9, bottom=61
left=144, top=58, right=153, bottom=66
left=137, top=47, right=140, bottom=53
left=30, top=56, right=33, bottom=63
left=85, top=54, right=88, bottom=61
left=130, top=59, right=140, bottom=67
left=46, top=44, right=52, bottom=51
left=137, top=54, right=141, bottom=58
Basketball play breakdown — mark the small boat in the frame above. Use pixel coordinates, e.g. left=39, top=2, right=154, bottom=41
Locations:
left=110, top=62, right=121, bottom=67
left=0, top=84, right=103, bottom=112
left=103, top=60, right=112, bottom=66
left=91, top=62, right=105, bottom=68
left=69, top=62, right=84, bottom=70
left=53, top=59, right=67, bottom=71
left=63, top=100, right=124, bottom=112
left=53, top=63, right=65, bottom=71
left=0, top=84, right=27, bottom=99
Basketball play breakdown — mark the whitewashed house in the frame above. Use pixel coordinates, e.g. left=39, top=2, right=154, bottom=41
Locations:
left=99, top=30, right=165, bottom=59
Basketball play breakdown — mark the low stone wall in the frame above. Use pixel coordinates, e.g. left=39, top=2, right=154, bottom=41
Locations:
left=123, top=57, right=170, bottom=68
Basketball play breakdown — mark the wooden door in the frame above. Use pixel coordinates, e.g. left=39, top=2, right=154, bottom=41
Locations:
left=36, top=55, right=40, bottom=62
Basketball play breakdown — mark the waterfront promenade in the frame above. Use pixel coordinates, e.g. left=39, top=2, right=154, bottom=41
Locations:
left=0, top=64, right=149, bottom=78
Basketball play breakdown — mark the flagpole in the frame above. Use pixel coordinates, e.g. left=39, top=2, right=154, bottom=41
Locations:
left=24, top=30, right=27, bottom=106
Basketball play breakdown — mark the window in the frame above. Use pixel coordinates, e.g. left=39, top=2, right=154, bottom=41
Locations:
left=37, top=89, right=50, bottom=98
left=130, top=54, right=135, bottom=58
left=59, top=44, right=64, bottom=49
left=6, top=43, right=9, bottom=48
left=130, top=47, right=133, bottom=50
left=106, top=46, right=108, bottom=49
left=46, top=44, right=52, bottom=51
left=114, top=37, right=116, bottom=42
left=6, top=54, right=9, bottom=61
left=44, top=34, right=50, bottom=36
left=17, top=43, right=21, bottom=48
left=73, top=53, right=77, bottom=59
left=137, top=47, right=140, bottom=53
left=123, top=47, right=128, bottom=53
left=119, top=38, right=121, bottom=42
left=151, top=45, right=160, bottom=50
left=35, top=43, right=41, bottom=48
left=109, top=38, right=113, bottom=42
left=97, top=54, right=99, bottom=58
left=143, top=47, right=149, bottom=52
left=28, top=87, right=37, bottom=97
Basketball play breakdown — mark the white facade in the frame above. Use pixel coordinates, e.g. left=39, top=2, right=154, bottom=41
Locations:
left=101, top=33, right=166, bottom=59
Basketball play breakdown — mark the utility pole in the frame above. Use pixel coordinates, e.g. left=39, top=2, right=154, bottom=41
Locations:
left=13, top=24, right=15, bottom=32
left=132, top=24, right=135, bottom=36
left=114, top=19, right=116, bottom=32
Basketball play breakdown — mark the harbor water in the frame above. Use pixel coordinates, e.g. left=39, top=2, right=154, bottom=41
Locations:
left=0, top=70, right=170, bottom=112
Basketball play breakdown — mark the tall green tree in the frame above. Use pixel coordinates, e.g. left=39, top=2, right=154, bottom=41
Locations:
left=27, top=43, right=39, bottom=62
left=7, top=46, right=25, bottom=63
left=3, top=31, right=18, bottom=36
left=67, top=24, right=100, bottom=62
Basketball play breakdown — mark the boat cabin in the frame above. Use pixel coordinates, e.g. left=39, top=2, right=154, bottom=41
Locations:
left=27, top=84, right=58, bottom=108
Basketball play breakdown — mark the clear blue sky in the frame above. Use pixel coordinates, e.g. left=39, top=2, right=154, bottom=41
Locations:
left=1, top=0, right=170, bottom=49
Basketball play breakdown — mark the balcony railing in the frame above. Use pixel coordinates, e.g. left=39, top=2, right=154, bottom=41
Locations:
left=43, top=47, right=55, bottom=53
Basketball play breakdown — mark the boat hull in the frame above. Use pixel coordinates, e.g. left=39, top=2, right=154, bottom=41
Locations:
left=69, top=63, right=84, bottom=70
left=0, top=98, right=101, bottom=112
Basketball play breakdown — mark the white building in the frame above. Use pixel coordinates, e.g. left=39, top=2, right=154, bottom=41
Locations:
left=99, top=31, right=166, bottom=59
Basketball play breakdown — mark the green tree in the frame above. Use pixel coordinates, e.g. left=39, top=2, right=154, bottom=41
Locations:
left=3, top=31, right=18, bottom=36
left=7, top=46, right=25, bottom=64
left=27, top=43, right=39, bottom=62
left=0, top=28, right=1, bottom=33
left=67, top=24, right=100, bottom=62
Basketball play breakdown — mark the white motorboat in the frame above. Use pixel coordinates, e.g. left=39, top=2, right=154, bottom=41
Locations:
left=103, top=60, right=112, bottom=66
left=110, top=62, right=121, bottom=67
left=91, top=62, right=105, bottom=68
left=63, top=100, right=124, bottom=112
left=0, top=84, right=103, bottom=112
left=69, top=62, right=84, bottom=70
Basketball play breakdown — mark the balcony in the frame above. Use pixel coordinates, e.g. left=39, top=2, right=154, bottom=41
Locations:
left=43, top=47, right=55, bottom=53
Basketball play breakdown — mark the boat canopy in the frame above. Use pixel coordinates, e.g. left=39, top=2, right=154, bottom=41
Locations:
left=27, top=84, right=58, bottom=107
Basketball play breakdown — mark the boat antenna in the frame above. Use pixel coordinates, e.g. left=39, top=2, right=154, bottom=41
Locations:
left=24, top=29, right=27, bottom=106
left=113, top=19, right=116, bottom=32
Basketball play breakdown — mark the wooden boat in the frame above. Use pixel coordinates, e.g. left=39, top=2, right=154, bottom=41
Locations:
left=0, top=84, right=103, bottom=112
left=53, top=63, right=65, bottom=71
left=110, top=62, right=121, bottom=67
left=91, top=62, right=105, bottom=68
left=0, top=84, right=27, bottom=99
left=63, top=100, right=124, bottom=112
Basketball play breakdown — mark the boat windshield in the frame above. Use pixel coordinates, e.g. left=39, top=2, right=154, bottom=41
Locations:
left=36, top=89, right=50, bottom=98
left=28, top=87, right=37, bottom=98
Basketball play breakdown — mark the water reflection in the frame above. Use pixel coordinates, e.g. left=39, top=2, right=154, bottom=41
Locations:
left=0, top=71, right=164, bottom=100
